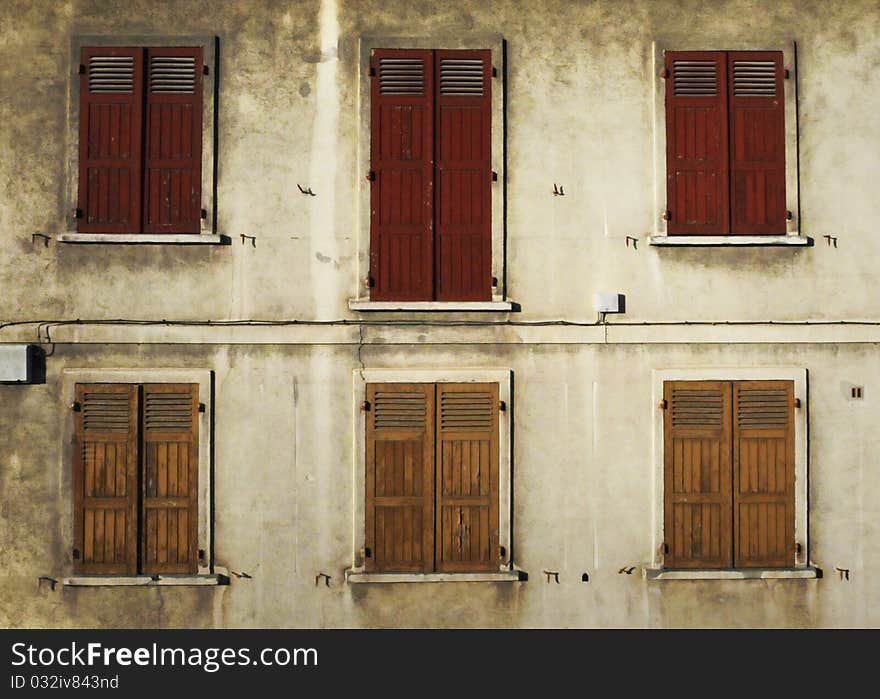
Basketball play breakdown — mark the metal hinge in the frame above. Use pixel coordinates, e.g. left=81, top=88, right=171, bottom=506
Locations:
left=793, top=542, right=802, bottom=555
left=71, top=402, right=81, bottom=412
left=498, top=400, right=506, bottom=412
left=73, top=208, right=83, bottom=219
left=784, top=68, right=790, bottom=79
left=662, top=210, right=671, bottom=221
left=658, top=399, right=667, bottom=410
left=72, top=548, right=81, bottom=560
left=794, top=398, right=801, bottom=409
left=663, top=543, right=669, bottom=554
left=198, top=403, right=206, bottom=413
left=491, top=66, right=497, bottom=78
left=203, top=65, right=209, bottom=76
left=363, top=547, right=372, bottom=558
left=201, top=208, right=208, bottom=220
left=367, top=276, right=375, bottom=288
left=660, top=67, right=670, bottom=79
left=361, top=400, right=371, bottom=412
left=78, top=64, right=86, bottom=75
left=492, top=276, right=498, bottom=287
left=786, top=210, right=793, bottom=221
left=366, top=170, right=376, bottom=181
left=368, top=66, right=376, bottom=77
left=492, top=171, right=498, bottom=181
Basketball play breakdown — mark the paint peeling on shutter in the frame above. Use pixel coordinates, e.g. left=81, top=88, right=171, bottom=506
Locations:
left=435, top=383, right=499, bottom=572
left=369, top=49, right=435, bottom=301
left=142, top=383, right=199, bottom=574
left=365, top=383, right=435, bottom=572
left=73, top=384, right=138, bottom=575
left=78, top=47, right=144, bottom=233
left=733, top=380, right=794, bottom=567
left=665, top=51, right=729, bottom=235
left=143, top=47, right=203, bottom=234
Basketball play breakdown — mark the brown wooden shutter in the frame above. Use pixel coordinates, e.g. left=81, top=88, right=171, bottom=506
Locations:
left=73, top=384, right=138, bottom=574
left=370, top=49, right=435, bottom=300
left=435, top=383, right=499, bottom=571
left=365, top=383, right=435, bottom=571
left=728, top=52, right=786, bottom=234
left=665, top=51, right=729, bottom=235
left=78, top=48, right=144, bottom=233
left=143, top=47, right=203, bottom=234
left=663, top=381, right=732, bottom=568
left=434, top=50, right=492, bottom=301
left=142, top=383, right=199, bottom=573
left=732, top=381, right=795, bottom=567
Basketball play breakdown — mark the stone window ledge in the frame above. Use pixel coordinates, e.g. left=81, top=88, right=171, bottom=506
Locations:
left=57, top=233, right=231, bottom=245
left=348, top=300, right=516, bottom=312
left=62, top=568, right=230, bottom=587
left=645, top=567, right=820, bottom=580
left=648, top=235, right=812, bottom=247
left=346, top=570, right=524, bottom=584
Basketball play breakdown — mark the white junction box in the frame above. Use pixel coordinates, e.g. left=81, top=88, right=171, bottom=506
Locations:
left=595, top=293, right=626, bottom=314
left=0, top=344, right=43, bottom=383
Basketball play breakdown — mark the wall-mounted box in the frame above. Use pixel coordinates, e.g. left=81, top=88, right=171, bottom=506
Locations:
left=595, top=293, right=626, bottom=314
left=0, top=345, right=45, bottom=384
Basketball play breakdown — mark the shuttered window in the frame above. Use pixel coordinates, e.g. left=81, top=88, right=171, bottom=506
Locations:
left=665, top=51, right=785, bottom=235
left=73, top=383, right=199, bottom=574
left=365, top=382, right=500, bottom=572
left=663, top=380, right=795, bottom=568
left=369, top=49, right=492, bottom=301
left=78, top=47, right=203, bottom=234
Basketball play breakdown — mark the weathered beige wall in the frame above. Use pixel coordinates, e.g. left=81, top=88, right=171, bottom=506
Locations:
left=1, top=0, right=879, bottom=628
left=2, top=342, right=879, bottom=628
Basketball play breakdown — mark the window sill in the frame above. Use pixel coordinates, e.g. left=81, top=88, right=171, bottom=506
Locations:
left=645, top=567, right=820, bottom=580
left=346, top=570, right=525, bottom=584
left=348, top=300, right=516, bottom=312
left=62, top=570, right=230, bottom=587
left=648, top=235, right=812, bottom=247
left=56, top=233, right=231, bottom=245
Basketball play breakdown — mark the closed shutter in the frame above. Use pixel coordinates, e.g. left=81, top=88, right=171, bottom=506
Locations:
left=728, top=52, right=786, bottom=234
left=73, top=384, right=138, bottom=574
left=434, top=50, right=492, bottom=301
left=665, top=51, right=729, bottom=235
left=142, top=383, right=199, bottom=573
left=663, top=381, right=732, bottom=568
left=370, top=49, right=435, bottom=300
left=733, top=381, right=795, bottom=567
left=435, top=383, right=499, bottom=571
left=78, top=48, right=144, bottom=233
left=365, top=383, right=435, bottom=571
left=143, top=48, right=203, bottom=233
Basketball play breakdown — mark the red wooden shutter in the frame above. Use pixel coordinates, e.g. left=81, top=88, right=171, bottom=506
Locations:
left=434, top=50, right=492, bottom=300
left=73, top=384, right=138, bottom=574
left=143, top=48, right=203, bottom=233
left=370, top=50, right=435, bottom=300
left=435, top=383, right=499, bottom=571
left=663, top=381, right=732, bottom=568
left=733, top=381, right=795, bottom=567
left=665, top=51, right=729, bottom=235
left=728, top=52, right=786, bottom=234
left=78, top=48, right=144, bottom=233
left=365, top=383, right=435, bottom=571
left=142, top=384, right=199, bottom=573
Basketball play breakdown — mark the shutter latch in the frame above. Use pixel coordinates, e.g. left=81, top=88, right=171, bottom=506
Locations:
left=658, top=399, right=667, bottom=410
left=71, top=402, right=81, bottom=412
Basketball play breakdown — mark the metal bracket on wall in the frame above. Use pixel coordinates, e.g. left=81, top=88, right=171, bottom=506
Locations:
left=542, top=570, right=560, bottom=583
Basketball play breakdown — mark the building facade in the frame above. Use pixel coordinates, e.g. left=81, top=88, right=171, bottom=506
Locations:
left=1, top=0, right=879, bottom=628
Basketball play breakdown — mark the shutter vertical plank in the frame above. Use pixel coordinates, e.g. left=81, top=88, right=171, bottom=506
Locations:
left=663, top=381, right=732, bottom=568
left=728, top=51, right=786, bottom=234
left=73, top=384, right=138, bottom=574
left=370, top=49, right=435, bottom=300
left=665, top=51, right=729, bottom=234
left=78, top=48, right=143, bottom=233
left=365, top=383, right=435, bottom=572
left=435, top=383, right=499, bottom=572
left=435, top=50, right=492, bottom=301
left=143, top=47, right=202, bottom=233
left=141, top=383, right=199, bottom=573
left=733, top=380, right=795, bottom=567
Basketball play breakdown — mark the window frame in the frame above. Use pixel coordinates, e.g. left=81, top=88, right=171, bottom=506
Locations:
left=649, top=40, right=805, bottom=246
left=59, top=35, right=224, bottom=244
left=650, top=368, right=812, bottom=578
left=350, top=35, right=511, bottom=310
left=349, top=368, right=516, bottom=582
left=60, top=368, right=216, bottom=584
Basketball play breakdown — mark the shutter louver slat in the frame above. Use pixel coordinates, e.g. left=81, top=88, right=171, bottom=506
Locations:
left=439, top=58, right=484, bottom=96
left=671, top=388, right=724, bottom=428
left=82, top=392, right=131, bottom=432
left=733, top=60, right=776, bottom=96
left=88, top=56, right=135, bottom=93
left=379, top=58, right=425, bottom=95
left=373, top=391, right=427, bottom=430
left=144, top=392, right=194, bottom=431
left=149, top=55, right=196, bottom=93
left=440, top=391, right=494, bottom=429
left=673, top=59, right=717, bottom=96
